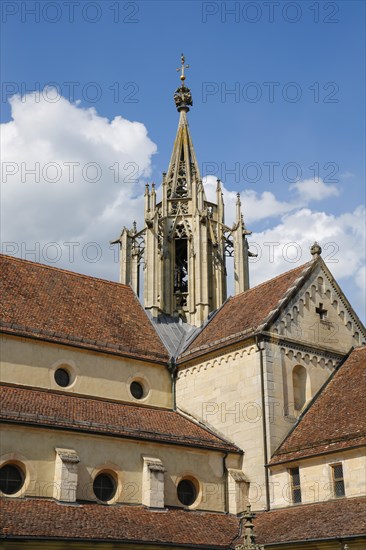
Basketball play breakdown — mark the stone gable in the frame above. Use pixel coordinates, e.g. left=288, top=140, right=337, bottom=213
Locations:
left=268, top=260, right=366, bottom=354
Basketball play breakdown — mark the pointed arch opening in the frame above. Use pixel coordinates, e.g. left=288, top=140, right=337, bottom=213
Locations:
left=292, top=365, right=307, bottom=411
left=174, top=224, right=189, bottom=309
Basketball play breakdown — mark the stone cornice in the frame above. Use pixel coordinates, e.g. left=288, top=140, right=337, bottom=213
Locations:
left=259, top=331, right=345, bottom=360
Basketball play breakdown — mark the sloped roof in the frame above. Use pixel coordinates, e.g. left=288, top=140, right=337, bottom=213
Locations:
left=0, top=254, right=169, bottom=363
left=270, top=346, right=366, bottom=465
left=0, top=498, right=240, bottom=547
left=149, top=312, right=196, bottom=357
left=1, top=496, right=365, bottom=546
left=179, top=261, right=314, bottom=362
left=254, top=496, right=366, bottom=546
left=0, top=384, right=240, bottom=453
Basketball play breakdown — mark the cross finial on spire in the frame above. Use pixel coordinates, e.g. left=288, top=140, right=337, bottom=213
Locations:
left=177, top=53, right=189, bottom=84
left=173, top=54, right=193, bottom=112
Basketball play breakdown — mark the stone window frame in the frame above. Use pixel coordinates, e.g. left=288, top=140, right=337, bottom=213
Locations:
left=0, top=453, right=33, bottom=498
left=127, top=373, right=150, bottom=402
left=49, top=359, right=78, bottom=390
left=329, top=461, right=346, bottom=499
left=91, top=464, right=122, bottom=505
left=175, top=473, right=201, bottom=510
left=288, top=466, right=302, bottom=505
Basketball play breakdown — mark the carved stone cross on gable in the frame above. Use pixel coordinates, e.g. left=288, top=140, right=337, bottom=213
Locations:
left=316, top=302, right=328, bottom=320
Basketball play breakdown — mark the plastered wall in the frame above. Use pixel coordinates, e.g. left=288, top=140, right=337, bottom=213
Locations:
left=0, top=335, right=172, bottom=408
left=0, top=424, right=241, bottom=512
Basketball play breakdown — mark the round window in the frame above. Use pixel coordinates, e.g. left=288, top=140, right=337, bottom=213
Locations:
left=130, top=381, right=144, bottom=400
left=0, top=464, right=24, bottom=495
left=54, top=368, right=70, bottom=387
left=177, top=479, right=197, bottom=506
left=93, top=473, right=116, bottom=502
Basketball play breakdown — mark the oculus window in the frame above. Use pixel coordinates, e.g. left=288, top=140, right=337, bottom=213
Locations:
left=0, top=464, right=24, bottom=495
left=93, top=472, right=116, bottom=502
left=177, top=479, right=197, bottom=506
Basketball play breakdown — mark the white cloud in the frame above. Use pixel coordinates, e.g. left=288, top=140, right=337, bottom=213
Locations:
left=340, top=171, right=356, bottom=180
left=248, top=206, right=365, bottom=281
left=1, top=92, right=156, bottom=278
left=203, top=175, right=296, bottom=224
left=290, top=178, right=339, bottom=202
left=203, top=175, right=341, bottom=226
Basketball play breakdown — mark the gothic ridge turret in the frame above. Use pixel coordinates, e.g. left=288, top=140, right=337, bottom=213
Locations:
left=112, top=55, right=252, bottom=327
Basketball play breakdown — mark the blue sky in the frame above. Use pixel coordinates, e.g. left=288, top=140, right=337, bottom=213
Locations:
left=1, top=0, right=365, bottom=322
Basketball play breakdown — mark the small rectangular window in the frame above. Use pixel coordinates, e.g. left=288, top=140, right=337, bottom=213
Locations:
left=289, top=467, right=301, bottom=504
left=331, top=464, right=345, bottom=497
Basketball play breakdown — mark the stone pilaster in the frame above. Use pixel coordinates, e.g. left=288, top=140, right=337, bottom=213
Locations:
left=142, top=457, right=166, bottom=509
left=53, top=448, right=80, bottom=502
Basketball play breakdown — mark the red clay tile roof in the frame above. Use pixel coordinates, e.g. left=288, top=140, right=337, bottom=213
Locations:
left=179, top=262, right=314, bottom=362
left=0, top=498, right=240, bottom=547
left=1, top=497, right=365, bottom=546
left=0, top=254, right=169, bottom=363
left=254, top=497, right=366, bottom=546
left=0, top=384, right=240, bottom=453
left=270, top=346, right=366, bottom=465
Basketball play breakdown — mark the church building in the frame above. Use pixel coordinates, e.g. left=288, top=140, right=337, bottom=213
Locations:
left=1, top=57, right=365, bottom=549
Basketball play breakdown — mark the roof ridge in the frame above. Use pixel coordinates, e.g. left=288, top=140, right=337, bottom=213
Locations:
left=274, top=433, right=366, bottom=458
left=0, top=253, right=130, bottom=290
left=352, top=344, right=366, bottom=352
left=179, top=262, right=316, bottom=361
left=233, top=260, right=314, bottom=299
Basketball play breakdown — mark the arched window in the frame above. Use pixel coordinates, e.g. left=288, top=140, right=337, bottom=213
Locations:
left=292, top=365, right=307, bottom=411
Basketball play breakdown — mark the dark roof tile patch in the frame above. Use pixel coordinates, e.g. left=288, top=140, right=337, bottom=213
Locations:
left=0, top=255, right=169, bottom=363
left=270, top=346, right=366, bottom=464
left=0, top=384, right=239, bottom=453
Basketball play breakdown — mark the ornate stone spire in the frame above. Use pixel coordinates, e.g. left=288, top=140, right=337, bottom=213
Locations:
left=174, top=54, right=193, bottom=112
left=235, top=505, right=265, bottom=550
left=166, top=56, right=200, bottom=200
left=113, top=56, right=253, bottom=326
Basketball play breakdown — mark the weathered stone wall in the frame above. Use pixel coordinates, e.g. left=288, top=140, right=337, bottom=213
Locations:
left=270, top=267, right=365, bottom=354
left=177, top=343, right=268, bottom=510
left=262, top=341, right=338, bottom=456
